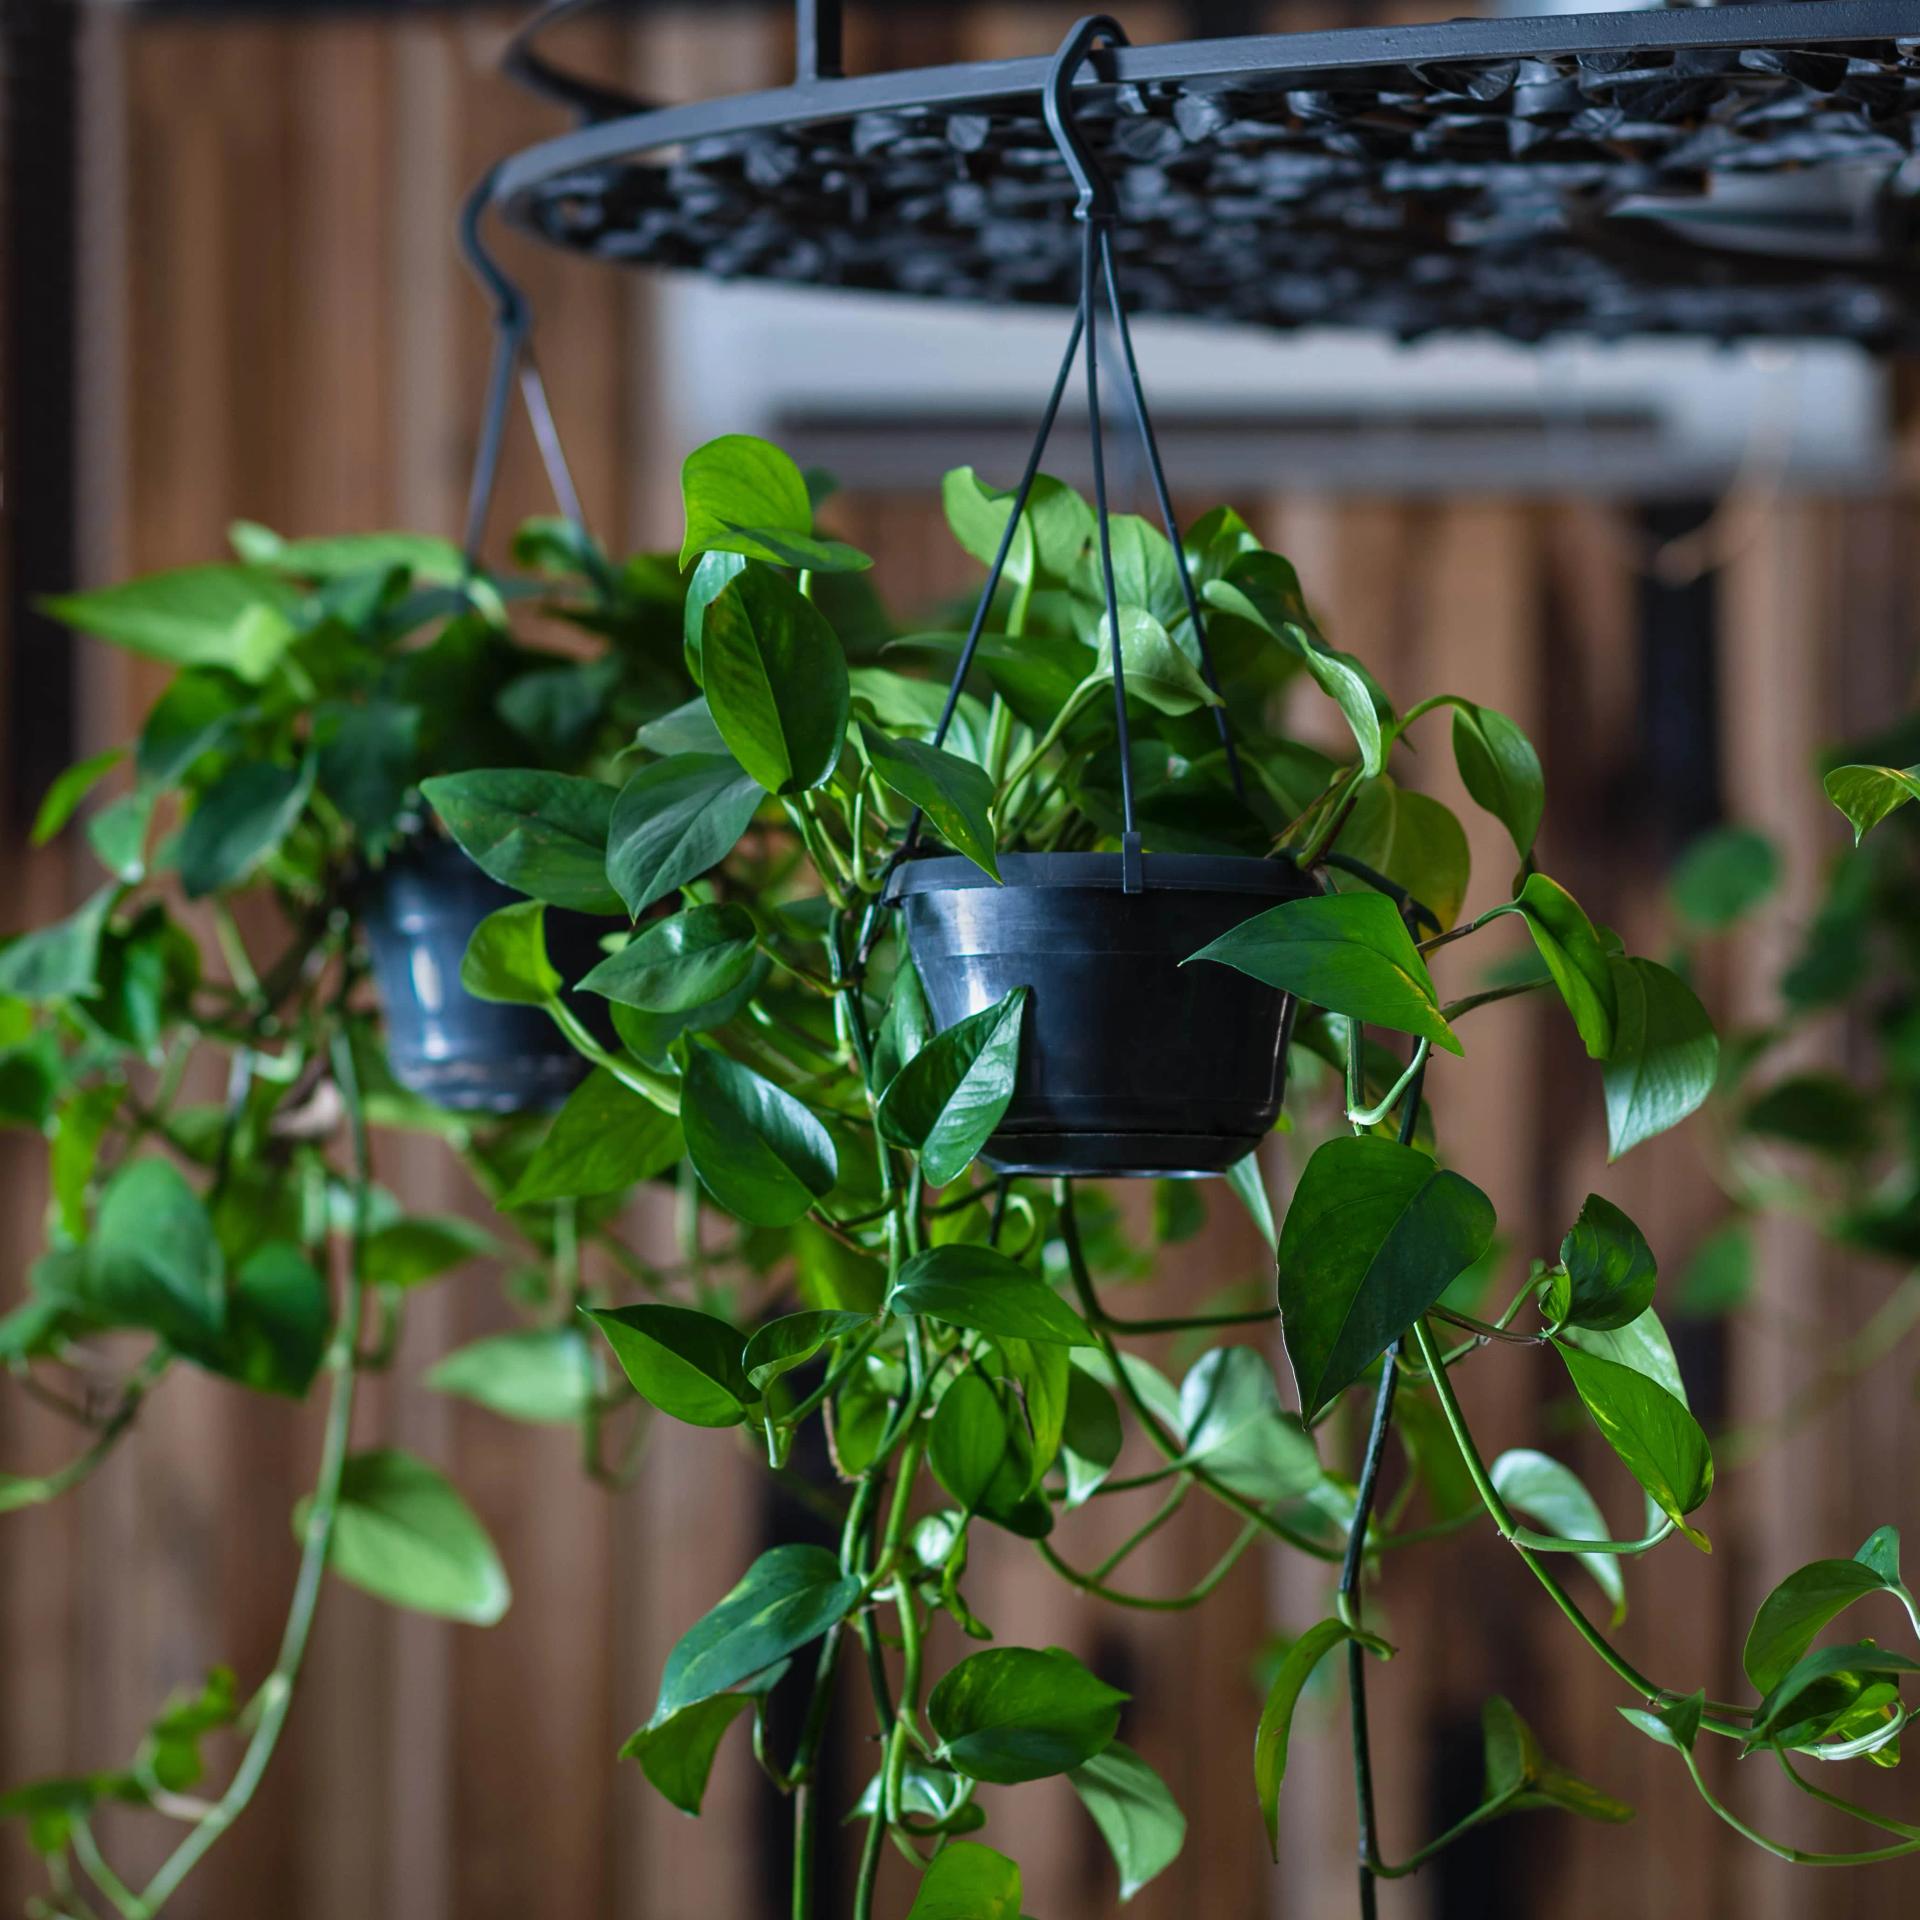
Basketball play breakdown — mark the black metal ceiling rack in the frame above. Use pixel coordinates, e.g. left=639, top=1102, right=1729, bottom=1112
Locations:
left=481, top=0, right=1920, bottom=349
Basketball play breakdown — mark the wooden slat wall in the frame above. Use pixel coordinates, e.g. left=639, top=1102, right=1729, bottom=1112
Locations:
left=5, top=7, right=1920, bottom=1919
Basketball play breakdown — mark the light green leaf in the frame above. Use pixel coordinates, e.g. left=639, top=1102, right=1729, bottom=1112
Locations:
left=621, top=1693, right=755, bottom=1816
left=1602, top=958, right=1718, bottom=1161
left=1070, top=1741, right=1186, bottom=1902
left=421, top=770, right=622, bottom=915
left=633, top=693, right=730, bottom=759
left=507, top=1068, right=682, bottom=1205
left=875, top=986, right=1027, bottom=1185
left=426, top=1327, right=595, bottom=1426
left=679, top=435, right=869, bottom=574
left=1331, top=778, right=1471, bottom=933
left=606, top=752, right=764, bottom=918
left=579, top=904, right=757, bottom=1013
left=1451, top=703, right=1544, bottom=862
left=653, top=1543, right=862, bottom=1718
left=306, top=1449, right=509, bottom=1625
left=1089, top=606, right=1221, bottom=717
left=1061, top=1363, right=1124, bottom=1507
left=583, top=1302, right=756, bottom=1428
left=1277, top=1135, right=1495, bottom=1420
left=1175, top=1347, right=1320, bottom=1504
left=1670, top=826, right=1779, bottom=930
left=43, top=566, right=296, bottom=680
left=1749, top=1643, right=1920, bottom=1747
left=1824, top=763, right=1920, bottom=844
left=1480, top=1695, right=1631, bottom=1823
left=741, top=1309, right=871, bottom=1393
left=175, top=757, right=315, bottom=898
left=1563, top=1306, right=1690, bottom=1405
left=1744, top=1528, right=1913, bottom=1695
left=905, top=1842, right=1023, bottom=1920
left=231, top=523, right=466, bottom=584
left=1490, top=1449, right=1626, bottom=1624
left=871, top=960, right=933, bottom=1090
left=702, top=568, right=850, bottom=794
left=1558, top=1193, right=1657, bottom=1332
left=1556, top=1340, right=1713, bottom=1550
left=1224, top=1153, right=1277, bottom=1251
left=1619, top=1690, right=1703, bottom=1753
left=681, top=1046, right=837, bottom=1227
left=1188, top=892, right=1460, bottom=1055
left=0, top=886, right=117, bottom=1002
left=360, top=1215, right=497, bottom=1290
left=891, top=1244, right=1094, bottom=1347
left=929, top=1646, right=1126, bottom=1784
left=860, top=724, right=999, bottom=881
left=32, top=749, right=124, bottom=846
left=1492, top=874, right=1617, bottom=1059
left=460, top=901, right=561, bottom=1007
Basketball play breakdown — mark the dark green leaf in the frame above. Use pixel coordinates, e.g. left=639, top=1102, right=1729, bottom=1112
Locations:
left=579, top=904, right=757, bottom=1013
left=621, top=1693, right=754, bottom=1816
left=742, top=1309, right=870, bottom=1393
left=43, top=565, right=296, bottom=680
left=871, top=960, right=932, bottom=1090
left=875, top=986, right=1027, bottom=1185
left=929, top=1645, right=1126, bottom=1784
left=702, top=568, right=850, bottom=793
left=175, top=758, right=314, bottom=898
left=195, top=1242, right=331, bottom=1398
left=928, top=1369, right=1050, bottom=1537
left=582, top=1302, right=756, bottom=1428
left=891, top=1245, right=1094, bottom=1347
left=306, top=1449, right=510, bottom=1624
left=1602, top=958, right=1718, bottom=1161
left=1742, top=1073, right=1879, bottom=1158
left=1492, top=874, right=1616, bottom=1059
left=1451, top=703, right=1544, bottom=862
left=58, top=1156, right=226, bottom=1344
left=1188, top=891, right=1459, bottom=1055
left=606, top=753, right=764, bottom=918
left=1559, top=1194, right=1657, bottom=1332
left=426, top=1327, right=595, bottom=1425
left=460, top=901, right=561, bottom=1007
left=1489, top=1449, right=1626, bottom=1624
left=654, top=1543, right=863, bottom=1718
left=1749, top=1643, right=1920, bottom=1747
left=1255, top=1619, right=1383, bottom=1857
left=421, top=770, right=622, bottom=915
left=1070, top=1741, right=1186, bottom=1902
left=1676, top=1220, right=1752, bottom=1319
left=1744, top=1529, right=1913, bottom=1694
left=507, top=1068, right=683, bottom=1206
left=1277, top=1135, right=1495, bottom=1420
left=1479, top=1696, right=1631, bottom=1823
left=1556, top=1340, right=1713, bottom=1550
left=1824, top=763, right=1920, bottom=844
left=860, top=724, right=999, bottom=881
left=681, top=1046, right=837, bottom=1228
left=1331, top=779, right=1472, bottom=933
left=904, top=1841, right=1023, bottom=1920
left=136, top=671, right=249, bottom=788
left=315, top=701, right=420, bottom=846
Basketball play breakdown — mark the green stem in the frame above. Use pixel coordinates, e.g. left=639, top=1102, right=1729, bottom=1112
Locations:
left=1347, top=1041, right=1429, bottom=1130
left=1679, top=1747, right=1920, bottom=1865
left=1039, top=1518, right=1259, bottom=1611
left=0, top=1353, right=167, bottom=1514
left=133, top=1030, right=368, bottom=1917
left=543, top=998, right=679, bottom=1112
left=1372, top=1787, right=1521, bottom=1879
left=994, top=680, right=1102, bottom=807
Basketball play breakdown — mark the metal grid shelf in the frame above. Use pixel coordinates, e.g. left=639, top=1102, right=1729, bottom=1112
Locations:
left=492, top=3, right=1920, bottom=346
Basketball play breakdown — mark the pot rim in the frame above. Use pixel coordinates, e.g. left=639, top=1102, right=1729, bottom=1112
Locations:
left=886, top=850, right=1312, bottom=901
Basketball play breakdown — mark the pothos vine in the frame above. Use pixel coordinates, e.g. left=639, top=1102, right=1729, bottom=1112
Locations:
left=2, top=435, right=1917, bottom=1920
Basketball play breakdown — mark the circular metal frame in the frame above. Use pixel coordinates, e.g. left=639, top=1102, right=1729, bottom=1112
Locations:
left=489, top=1, right=1920, bottom=347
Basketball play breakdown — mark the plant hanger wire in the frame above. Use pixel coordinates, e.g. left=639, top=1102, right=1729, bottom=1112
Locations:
left=920, top=13, right=1246, bottom=895
left=457, top=164, right=592, bottom=575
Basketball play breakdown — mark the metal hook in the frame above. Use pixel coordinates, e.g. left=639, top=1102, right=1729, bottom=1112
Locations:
left=1043, top=14, right=1129, bottom=227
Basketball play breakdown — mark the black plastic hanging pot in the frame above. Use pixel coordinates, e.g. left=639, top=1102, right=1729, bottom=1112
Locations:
left=360, top=838, right=607, bottom=1114
left=890, top=851, right=1313, bottom=1178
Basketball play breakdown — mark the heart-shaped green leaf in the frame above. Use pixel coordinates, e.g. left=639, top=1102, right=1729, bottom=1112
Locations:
left=606, top=753, right=764, bottom=918
left=928, top=1370, right=1051, bottom=1538
left=1492, top=874, right=1617, bottom=1059
left=1188, top=892, right=1459, bottom=1055
left=702, top=568, right=850, bottom=794
left=1175, top=1348, right=1321, bottom=1505
left=460, top=901, right=561, bottom=1007
left=303, top=1449, right=509, bottom=1625
left=422, top=770, right=622, bottom=915
left=653, top=1543, right=863, bottom=1719
left=1450, top=702, right=1543, bottom=862
left=1824, top=763, right=1920, bottom=845
left=1277, top=1135, right=1495, bottom=1419
left=1070, top=1741, right=1187, bottom=1902
left=929, top=1646, right=1126, bottom=1784
left=582, top=1301, right=756, bottom=1428
left=1088, top=607, right=1222, bottom=717
left=875, top=986, right=1027, bottom=1185
left=1744, top=1528, right=1913, bottom=1694
left=741, top=1309, right=871, bottom=1393
left=1602, top=958, right=1718, bottom=1161
left=506, top=1068, right=683, bottom=1206
left=1558, top=1193, right=1657, bottom=1332
left=620, top=1693, right=754, bottom=1817
left=681, top=1046, right=837, bottom=1227
left=1489, top=1449, right=1626, bottom=1624
left=1331, top=778, right=1471, bottom=933
left=860, top=724, right=999, bottom=881
left=176, top=757, right=315, bottom=899
left=1556, top=1339, right=1713, bottom=1550
left=904, top=1842, right=1023, bottom=1920
left=680, top=435, right=869, bottom=573
left=426, top=1328, right=596, bottom=1426
left=890, top=1244, right=1094, bottom=1347
left=578, top=904, right=757, bottom=1013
